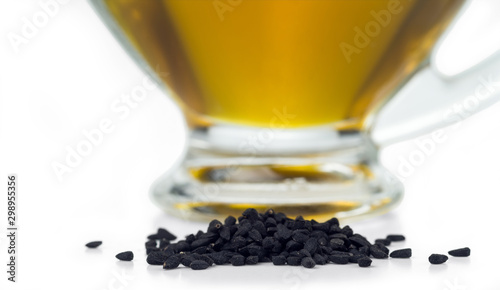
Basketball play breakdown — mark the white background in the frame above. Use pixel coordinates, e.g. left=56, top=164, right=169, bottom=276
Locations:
left=1, top=1, right=500, bottom=289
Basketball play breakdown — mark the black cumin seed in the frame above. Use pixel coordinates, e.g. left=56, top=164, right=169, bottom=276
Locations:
left=85, top=241, right=102, bottom=248
left=115, top=251, right=134, bottom=261
left=448, top=247, right=470, bottom=257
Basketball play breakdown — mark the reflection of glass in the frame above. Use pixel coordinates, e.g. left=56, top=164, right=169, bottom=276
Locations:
left=90, top=0, right=471, bottom=221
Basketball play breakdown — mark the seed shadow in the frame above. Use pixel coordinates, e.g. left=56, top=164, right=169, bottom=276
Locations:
left=85, top=248, right=103, bottom=255
left=146, top=261, right=400, bottom=288
left=428, top=263, right=448, bottom=273
left=450, top=257, right=471, bottom=265
left=115, top=261, right=134, bottom=269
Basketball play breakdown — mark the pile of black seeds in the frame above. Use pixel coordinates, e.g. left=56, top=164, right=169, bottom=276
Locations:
left=143, top=208, right=410, bottom=270
left=86, top=208, right=471, bottom=269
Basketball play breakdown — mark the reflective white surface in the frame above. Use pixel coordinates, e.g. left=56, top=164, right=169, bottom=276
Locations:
left=1, top=1, right=500, bottom=289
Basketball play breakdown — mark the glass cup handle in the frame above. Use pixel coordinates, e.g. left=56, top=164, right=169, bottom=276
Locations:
left=372, top=0, right=500, bottom=145
left=372, top=49, right=500, bottom=146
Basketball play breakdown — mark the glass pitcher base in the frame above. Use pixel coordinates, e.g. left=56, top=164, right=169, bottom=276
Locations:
left=150, top=132, right=403, bottom=222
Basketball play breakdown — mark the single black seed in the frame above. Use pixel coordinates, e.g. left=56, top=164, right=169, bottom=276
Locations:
left=326, top=217, right=339, bottom=226
left=301, top=257, right=316, bottom=268
left=115, top=251, right=134, bottom=261
left=289, top=251, right=301, bottom=257
left=262, top=237, right=276, bottom=250
left=147, top=251, right=169, bottom=265
left=318, top=237, right=328, bottom=246
left=429, top=254, right=448, bottom=264
left=190, top=260, right=210, bottom=270
left=157, top=228, right=177, bottom=241
left=246, top=256, right=259, bottom=265
left=329, top=233, right=349, bottom=243
left=329, top=255, right=349, bottom=264
left=292, top=230, right=310, bottom=243
left=174, top=241, right=190, bottom=252
left=181, top=255, right=195, bottom=267
left=272, top=255, right=287, bottom=265
left=220, top=226, right=231, bottom=241
left=253, top=221, right=267, bottom=237
left=267, top=227, right=278, bottom=235
left=329, top=238, right=345, bottom=249
left=265, top=217, right=277, bottom=227
left=311, top=231, right=328, bottom=241
left=237, top=246, right=249, bottom=257
left=358, top=257, right=372, bottom=267
left=145, top=240, right=157, bottom=248
left=375, top=238, right=391, bottom=246
left=265, top=209, right=275, bottom=217
left=349, top=254, right=365, bottom=263
left=320, top=246, right=333, bottom=255
left=280, top=251, right=290, bottom=258
left=224, top=252, right=237, bottom=258
left=212, top=238, right=224, bottom=251
left=274, top=212, right=287, bottom=223
left=200, top=254, right=215, bottom=266
left=185, top=234, right=196, bottom=243
left=163, top=256, right=181, bottom=269
left=242, top=208, right=259, bottom=221
left=147, top=234, right=160, bottom=240
left=298, top=249, right=311, bottom=258
left=248, top=229, right=263, bottom=242
left=313, top=253, right=327, bottom=265
left=386, top=234, right=405, bottom=242
left=234, top=221, right=252, bottom=237
left=224, top=215, right=236, bottom=226
left=209, top=252, right=229, bottom=265
left=370, top=246, right=388, bottom=259
left=247, top=245, right=265, bottom=257
left=207, top=219, right=223, bottom=233
left=373, top=243, right=390, bottom=255
left=191, top=246, right=208, bottom=254
left=331, top=250, right=352, bottom=257
left=341, top=226, right=353, bottom=237
left=286, top=256, right=302, bottom=266
left=349, top=234, right=372, bottom=248
left=191, top=238, right=212, bottom=248
left=189, top=253, right=203, bottom=261
left=199, top=232, right=219, bottom=241
left=276, top=224, right=293, bottom=241
left=329, top=224, right=342, bottom=234
left=271, top=241, right=282, bottom=253
left=358, top=246, right=370, bottom=256
left=312, top=222, right=330, bottom=232
left=304, top=238, right=318, bottom=255
left=146, top=247, right=160, bottom=255
left=286, top=240, right=303, bottom=252
left=85, top=241, right=102, bottom=248
left=230, top=255, right=245, bottom=266
left=390, top=248, right=412, bottom=258
left=159, top=239, right=170, bottom=249
left=292, top=220, right=307, bottom=231
left=231, top=236, right=247, bottom=249
left=448, top=247, right=470, bottom=257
